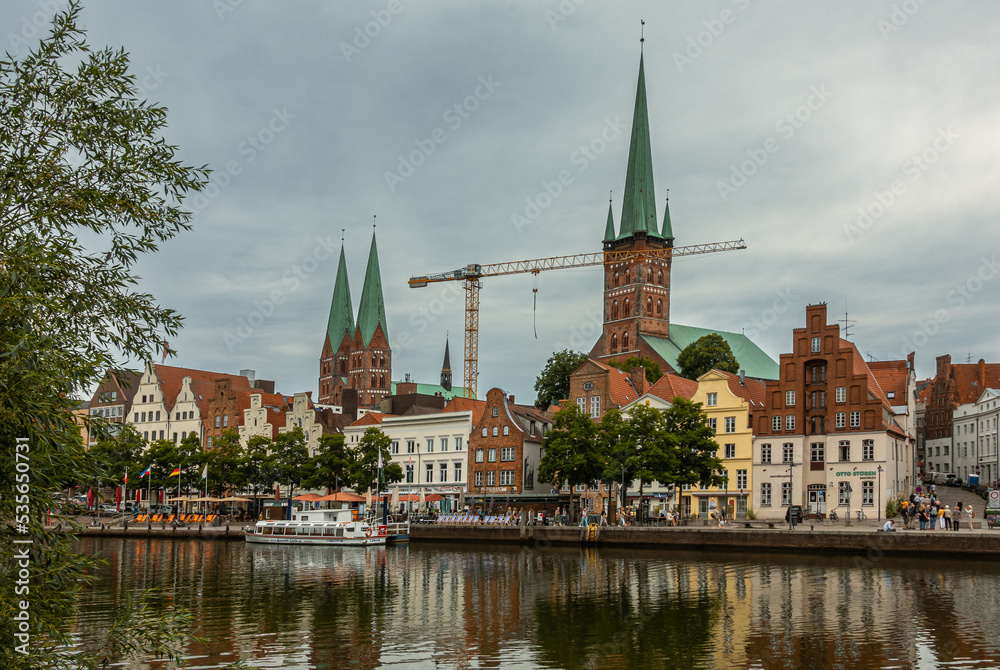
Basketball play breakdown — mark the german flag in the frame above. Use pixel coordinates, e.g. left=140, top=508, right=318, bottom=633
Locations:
left=168, top=467, right=180, bottom=477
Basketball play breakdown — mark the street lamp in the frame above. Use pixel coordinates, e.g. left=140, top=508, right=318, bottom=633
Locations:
left=877, top=465, right=883, bottom=523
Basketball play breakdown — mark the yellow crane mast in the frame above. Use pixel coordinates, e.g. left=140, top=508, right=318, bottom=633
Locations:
left=408, top=239, right=747, bottom=399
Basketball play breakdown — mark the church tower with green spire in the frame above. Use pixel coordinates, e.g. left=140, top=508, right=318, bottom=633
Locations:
left=595, top=50, right=673, bottom=363
left=318, top=231, right=392, bottom=409
left=349, top=230, right=392, bottom=408
left=318, top=244, right=354, bottom=405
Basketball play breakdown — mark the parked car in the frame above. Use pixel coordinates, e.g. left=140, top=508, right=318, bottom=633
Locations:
left=784, top=505, right=805, bottom=524
left=99, top=503, right=118, bottom=514
left=148, top=504, right=174, bottom=515
left=944, top=473, right=961, bottom=487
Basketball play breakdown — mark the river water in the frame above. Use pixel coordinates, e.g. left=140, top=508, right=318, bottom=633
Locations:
left=72, top=537, right=1000, bottom=669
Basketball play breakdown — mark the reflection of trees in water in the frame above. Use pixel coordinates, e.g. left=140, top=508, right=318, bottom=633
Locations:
left=532, top=551, right=719, bottom=669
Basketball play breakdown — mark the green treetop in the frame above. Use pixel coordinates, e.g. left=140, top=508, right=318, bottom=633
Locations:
left=676, top=333, right=740, bottom=380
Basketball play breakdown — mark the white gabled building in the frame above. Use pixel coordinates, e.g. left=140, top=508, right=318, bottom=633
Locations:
left=344, top=402, right=480, bottom=512
left=953, top=389, right=1000, bottom=485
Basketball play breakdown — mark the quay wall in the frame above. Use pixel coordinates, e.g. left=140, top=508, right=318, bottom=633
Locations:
left=61, top=522, right=1000, bottom=559
left=409, top=524, right=1000, bottom=558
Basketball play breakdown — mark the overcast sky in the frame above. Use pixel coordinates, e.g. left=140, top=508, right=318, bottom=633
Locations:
left=7, top=1, right=999, bottom=402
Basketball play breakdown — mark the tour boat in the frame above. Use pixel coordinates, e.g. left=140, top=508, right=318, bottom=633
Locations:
left=244, top=507, right=387, bottom=546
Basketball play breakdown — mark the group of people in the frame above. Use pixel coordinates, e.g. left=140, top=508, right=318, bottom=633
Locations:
left=897, top=493, right=974, bottom=531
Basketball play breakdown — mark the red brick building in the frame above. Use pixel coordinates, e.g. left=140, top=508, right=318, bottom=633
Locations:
left=467, top=388, right=552, bottom=499
left=752, top=303, right=913, bottom=518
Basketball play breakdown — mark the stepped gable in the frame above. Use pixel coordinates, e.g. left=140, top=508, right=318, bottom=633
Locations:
left=154, top=364, right=252, bottom=412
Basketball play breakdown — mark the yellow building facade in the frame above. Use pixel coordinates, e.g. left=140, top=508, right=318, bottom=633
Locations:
left=681, top=370, right=763, bottom=520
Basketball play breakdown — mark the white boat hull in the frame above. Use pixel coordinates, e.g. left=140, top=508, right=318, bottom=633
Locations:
left=243, top=530, right=386, bottom=546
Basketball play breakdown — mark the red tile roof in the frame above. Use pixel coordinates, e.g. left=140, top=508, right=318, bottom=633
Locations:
left=719, top=371, right=767, bottom=408
left=950, top=361, right=1000, bottom=405
left=442, top=396, right=488, bottom=425
left=869, top=360, right=909, bottom=405
left=582, top=359, right=642, bottom=407
left=349, top=412, right=383, bottom=427
left=647, top=373, right=698, bottom=404
left=154, top=363, right=252, bottom=413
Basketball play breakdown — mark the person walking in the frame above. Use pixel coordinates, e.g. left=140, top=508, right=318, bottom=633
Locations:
left=900, top=502, right=910, bottom=530
left=944, top=506, right=952, bottom=530
left=918, top=505, right=927, bottom=531
left=938, top=506, right=946, bottom=530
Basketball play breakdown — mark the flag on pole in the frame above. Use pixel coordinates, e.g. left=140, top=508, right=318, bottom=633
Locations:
left=139, top=465, right=151, bottom=479
left=201, top=465, right=208, bottom=481
left=168, top=467, right=180, bottom=477
left=86, top=487, right=94, bottom=510
left=161, top=340, right=170, bottom=364
left=123, top=472, right=128, bottom=485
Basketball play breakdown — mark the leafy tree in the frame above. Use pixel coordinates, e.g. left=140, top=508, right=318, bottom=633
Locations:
left=608, top=356, right=663, bottom=384
left=0, top=4, right=207, bottom=667
left=599, top=403, right=673, bottom=522
left=538, top=403, right=603, bottom=521
left=305, top=433, right=353, bottom=493
left=143, top=438, right=178, bottom=506
left=244, top=435, right=274, bottom=499
left=348, top=427, right=403, bottom=494
left=269, top=428, right=311, bottom=505
left=175, top=432, right=205, bottom=497
left=676, top=333, right=739, bottom=380
left=89, top=425, right=147, bottom=492
left=659, top=398, right=726, bottom=493
left=207, top=429, right=245, bottom=496
left=534, top=349, right=589, bottom=408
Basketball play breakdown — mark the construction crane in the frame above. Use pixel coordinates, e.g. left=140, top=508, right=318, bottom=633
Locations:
left=408, top=239, right=747, bottom=399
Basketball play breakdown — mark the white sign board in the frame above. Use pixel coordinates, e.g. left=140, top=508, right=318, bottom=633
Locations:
left=988, top=489, right=1000, bottom=507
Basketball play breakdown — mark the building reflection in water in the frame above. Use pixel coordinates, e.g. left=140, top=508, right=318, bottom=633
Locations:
left=72, top=538, right=1000, bottom=669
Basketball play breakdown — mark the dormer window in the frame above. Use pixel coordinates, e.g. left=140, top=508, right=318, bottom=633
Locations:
left=492, top=407, right=499, bottom=417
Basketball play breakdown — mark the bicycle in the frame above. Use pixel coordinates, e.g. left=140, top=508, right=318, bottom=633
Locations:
left=856, top=510, right=867, bottom=522
left=828, top=509, right=839, bottom=522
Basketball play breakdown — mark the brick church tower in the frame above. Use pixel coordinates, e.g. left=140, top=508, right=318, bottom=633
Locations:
left=594, top=52, right=674, bottom=362
left=318, top=231, right=392, bottom=409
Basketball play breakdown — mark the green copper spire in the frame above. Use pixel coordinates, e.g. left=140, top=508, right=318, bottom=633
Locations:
left=356, top=231, right=388, bottom=347
left=617, top=53, right=660, bottom=240
left=603, top=198, right=616, bottom=242
left=661, top=196, right=673, bottom=239
left=326, top=245, right=354, bottom=348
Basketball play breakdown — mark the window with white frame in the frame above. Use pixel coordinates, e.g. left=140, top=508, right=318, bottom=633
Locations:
left=481, top=427, right=487, bottom=438
left=862, top=439, right=874, bottom=461
left=850, top=411, right=861, bottom=428
left=426, top=438, right=434, bottom=453
left=724, top=443, right=736, bottom=459
left=772, top=416, right=782, bottom=432
left=760, top=482, right=772, bottom=506
left=391, top=440, right=400, bottom=455
left=455, top=437, right=463, bottom=451
left=503, top=426, right=509, bottom=436
left=786, top=390, right=796, bottom=407
left=440, top=463, right=448, bottom=482
left=590, top=396, right=600, bottom=418
left=500, top=470, right=515, bottom=486
left=781, top=482, right=791, bottom=505
left=737, top=469, right=747, bottom=489
left=492, top=426, right=498, bottom=437
left=407, top=440, right=415, bottom=453
left=862, top=480, right=873, bottom=506
left=486, top=471, right=496, bottom=486
left=475, top=449, right=484, bottom=463
left=811, top=337, right=821, bottom=353
left=725, top=417, right=736, bottom=433
left=425, top=463, right=433, bottom=483
left=783, top=444, right=794, bottom=463
left=839, top=440, right=850, bottom=461
left=440, top=437, right=448, bottom=451
left=475, top=471, right=483, bottom=487
left=501, top=447, right=515, bottom=461
left=577, top=397, right=586, bottom=412
left=488, top=448, right=496, bottom=462
left=839, top=481, right=850, bottom=505
left=836, top=386, right=846, bottom=403
left=706, top=393, right=718, bottom=407
left=760, top=443, right=772, bottom=463
left=454, top=462, right=463, bottom=481
left=709, top=418, right=717, bottom=433
left=835, top=412, right=846, bottom=429
left=720, top=469, right=728, bottom=487
left=785, top=415, right=795, bottom=431
left=492, top=407, right=499, bottom=417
